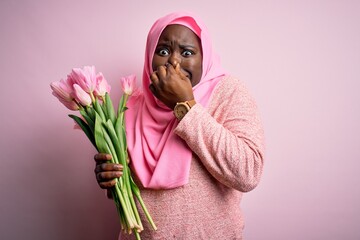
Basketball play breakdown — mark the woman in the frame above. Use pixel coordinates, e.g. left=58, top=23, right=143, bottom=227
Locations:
left=94, top=12, right=265, bottom=239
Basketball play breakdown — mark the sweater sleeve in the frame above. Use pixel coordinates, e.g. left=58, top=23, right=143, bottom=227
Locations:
left=174, top=76, right=265, bottom=192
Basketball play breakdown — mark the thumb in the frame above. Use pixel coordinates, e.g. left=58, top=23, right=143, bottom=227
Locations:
left=175, top=63, right=188, bottom=80
left=175, top=63, right=181, bottom=74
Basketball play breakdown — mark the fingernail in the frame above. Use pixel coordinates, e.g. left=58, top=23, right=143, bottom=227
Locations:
left=114, top=164, right=123, bottom=170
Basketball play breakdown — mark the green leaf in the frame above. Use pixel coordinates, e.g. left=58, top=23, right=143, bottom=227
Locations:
left=114, top=116, right=123, bottom=143
left=94, top=98, right=106, bottom=121
left=101, top=121, right=120, bottom=165
left=103, top=120, right=121, bottom=160
left=117, top=94, right=126, bottom=116
left=68, top=114, right=96, bottom=150
left=101, top=100, right=108, bottom=120
left=105, top=93, right=116, bottom=125
left=85, top=106, right=95, bottom=120
left=121, top=125, right=127, bottom=152
left=94, top=112, right=108, bottom=153
left=79, top=109, right=95, bottom=134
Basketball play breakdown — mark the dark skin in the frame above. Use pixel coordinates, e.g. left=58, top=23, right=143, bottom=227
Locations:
left=94, top=25, right=203, bottom=189
left=150, top=24, right=202, bottom=109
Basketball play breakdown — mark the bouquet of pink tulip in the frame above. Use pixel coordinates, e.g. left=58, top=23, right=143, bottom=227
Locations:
left=50, top=66, right=156, bottom=239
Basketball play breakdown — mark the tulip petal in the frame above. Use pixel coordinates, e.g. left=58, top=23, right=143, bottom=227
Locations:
left=50, top=79, right=73, bottom=101
left=94, top=72, right=111, bottom=97
left=50, top=79, right=79, bottom=110
left=73, top=84, right=92, bottom=106
left=58, top=97, right=79, bottom=111
left=71, top=66, right=97, bottom=93
left=120, top=74, right=137, bottom=95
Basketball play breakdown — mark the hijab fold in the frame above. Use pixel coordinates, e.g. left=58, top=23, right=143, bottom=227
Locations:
left=125, top=12, right=227, bottom=189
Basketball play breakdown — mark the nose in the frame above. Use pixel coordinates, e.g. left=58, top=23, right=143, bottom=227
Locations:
left=168, top=52, right=181, bottom=66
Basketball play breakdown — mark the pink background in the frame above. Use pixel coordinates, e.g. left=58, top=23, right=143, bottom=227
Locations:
left=1, top=0, right=359, bottom=239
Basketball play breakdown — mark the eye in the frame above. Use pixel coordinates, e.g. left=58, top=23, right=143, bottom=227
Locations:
left=156, top=48, right=170, bottom=56
left=182, top=50, right=194, bottom=57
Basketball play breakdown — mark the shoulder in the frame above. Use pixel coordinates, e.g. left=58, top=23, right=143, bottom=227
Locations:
left=207, top=75, right=258, bottom=116
left=212, top=75, right=252, bottom=102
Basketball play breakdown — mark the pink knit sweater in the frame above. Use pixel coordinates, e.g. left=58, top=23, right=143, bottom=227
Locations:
left=119, top=76, right=265, bottom=240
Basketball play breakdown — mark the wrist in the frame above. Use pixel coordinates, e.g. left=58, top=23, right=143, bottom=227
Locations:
left=173, top=99, right=196, bottom=121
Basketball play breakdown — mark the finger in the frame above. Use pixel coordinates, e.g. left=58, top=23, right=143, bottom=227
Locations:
left=150, top=71, right=159, bottom=85
left=165, top=63, right=177, bottom=78
left=167, top=63, right=186, bottom=80
left=174, top=63, right=181, bottom=74
left=174, top=63, right=189, bottom=80
left=94, top=163, right=123, bottom=173
left=94, top=153, right=112, bottom=162
left=157, top=65, right=167, bottom=80
left=96, top=170, right=122, bottom=182
left=99, top=178, right=119, bottom=189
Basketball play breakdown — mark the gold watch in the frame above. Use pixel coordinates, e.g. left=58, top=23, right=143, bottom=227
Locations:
left=174, top=99, right=196, bottom=120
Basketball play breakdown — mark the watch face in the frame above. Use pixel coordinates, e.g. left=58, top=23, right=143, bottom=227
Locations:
left=174, top=104, right=189, bottom=120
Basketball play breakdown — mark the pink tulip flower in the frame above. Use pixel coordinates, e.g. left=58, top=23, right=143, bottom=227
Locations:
left=50, top=77, right=73, bottom=101
left=58, top=97, right=79, bottom=111
left=70, top=66, right=97, bottom=93
left=50, top=77, right=79, bottom=111
left=93, top=72, right=111, bottom=97
left=73, top=84, right=92, bottom=106
left=120, top=74, right=137, bottom=95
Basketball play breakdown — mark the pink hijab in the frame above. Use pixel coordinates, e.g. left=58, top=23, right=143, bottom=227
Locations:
left=125, top=12, right=227, bottom=189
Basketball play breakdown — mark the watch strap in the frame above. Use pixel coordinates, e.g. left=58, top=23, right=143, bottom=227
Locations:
left=184, top=99, right=196, bottom=109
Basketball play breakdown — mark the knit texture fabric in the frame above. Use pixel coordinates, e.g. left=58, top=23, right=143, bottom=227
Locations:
left=119, top=75, right=265, bottom=240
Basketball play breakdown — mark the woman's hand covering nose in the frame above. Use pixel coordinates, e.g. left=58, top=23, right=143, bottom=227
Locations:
left=149, top=63, right=194, bottom=109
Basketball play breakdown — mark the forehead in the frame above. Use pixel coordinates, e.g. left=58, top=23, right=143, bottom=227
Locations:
left=158, top=24, right=201, bottom=46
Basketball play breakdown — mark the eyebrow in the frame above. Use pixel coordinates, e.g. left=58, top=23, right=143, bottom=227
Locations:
left=179, top=44, right=197, bottom=49
left=156, top=41, right=197, bottom=49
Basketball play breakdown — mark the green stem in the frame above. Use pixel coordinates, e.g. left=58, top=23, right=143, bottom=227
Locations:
left=134, top=231, right=141, bottom=240
left=89, top=91, right=156, bottom=236
left=127, top=180, right=143, bottom=231
left=101, top=124, right=138, bottom=228
left=110, top=187, right=125, bottom=228
left=131, top=177, right=157, bottom=231
left=117, top=94, right=129, bottom=117
left=90, top=91, right=96, bottom=103
left=114, top=183, right=135, bottom=229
